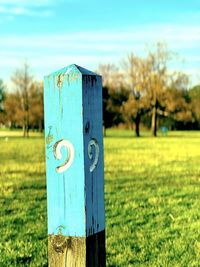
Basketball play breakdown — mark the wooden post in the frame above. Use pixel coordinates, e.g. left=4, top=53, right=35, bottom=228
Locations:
left=44, top=64, right=105, bottom=266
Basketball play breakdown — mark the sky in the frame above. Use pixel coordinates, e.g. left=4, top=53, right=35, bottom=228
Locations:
left=0, top=0, right=200, bottom=87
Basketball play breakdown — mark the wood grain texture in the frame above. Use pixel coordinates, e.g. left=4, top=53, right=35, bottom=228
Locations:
left=48, top=235, right=85, bottom=267
left=48, top=230, right=105, bottom=267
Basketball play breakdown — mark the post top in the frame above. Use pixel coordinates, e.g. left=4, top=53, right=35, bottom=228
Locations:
left=45, top=64, right=101, bottom=78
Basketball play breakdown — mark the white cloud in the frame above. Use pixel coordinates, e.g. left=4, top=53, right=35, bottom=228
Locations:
left=0, top=23, right=200, bottom=85
left=0, top=0, right=75, bottom=8
left=1, top=24, right=200, bottom=56
left=0, top=0, right=55, bottom=17
left=0, top=5, right=52, bottom=16
left=0, top=0, right=54, bottom=7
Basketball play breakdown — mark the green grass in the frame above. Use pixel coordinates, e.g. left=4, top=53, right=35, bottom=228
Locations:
left=1, top=130, right=200, bottom=266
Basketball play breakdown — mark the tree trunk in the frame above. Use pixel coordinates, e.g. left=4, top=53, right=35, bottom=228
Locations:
left=39, top=120, right=42, bottom=132
left=103, top=126, right=106, bottom=137
left=23, top=111, right=29, bottom=137
left=23, top=121, right=26, bottom=137
left=135, top=114, right=140, bottom=137
left=26, top=112, right=29, bottom=137
left=26, top=123, right=29, bottom=137
left=151, top=106, right=157, bottom=137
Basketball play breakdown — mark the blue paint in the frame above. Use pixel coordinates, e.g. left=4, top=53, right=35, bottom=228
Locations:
left=44, top=64, right=105, bottom=237
left=82, top=75, right=105, bottom=236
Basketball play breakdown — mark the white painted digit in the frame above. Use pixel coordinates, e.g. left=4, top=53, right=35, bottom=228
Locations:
left=54, top=139, right=74, bottom=173
left=88, top=139, right=99, bottom=172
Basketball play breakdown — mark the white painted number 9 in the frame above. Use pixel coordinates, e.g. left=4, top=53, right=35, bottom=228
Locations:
left=88, top=139, right=99, bottom=172
left=54, top=139, right=74, bottom=173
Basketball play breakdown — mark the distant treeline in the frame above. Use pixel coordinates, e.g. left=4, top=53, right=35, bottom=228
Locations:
left=0, top=43, right=200, bottom=137
left=0, top=62, right=43, bottom=137
left=99, top=43, right=200, bottom=136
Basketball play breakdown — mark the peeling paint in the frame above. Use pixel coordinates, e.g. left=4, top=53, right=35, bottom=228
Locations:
left=73, top=73, right=78, bottom=81
left=66, top=74, right=70, bottom=86
left=46, top=126, right=54, bottom=145
left=57, top=74, right=64, bottom=88
left=64, top=67, right=73, bottom=75
left=57, top=225, right=65, bottom=235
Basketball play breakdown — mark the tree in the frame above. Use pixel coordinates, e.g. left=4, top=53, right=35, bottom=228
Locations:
left=4, top=82, right=44, bottom=131
left=11, top=61, right=33, bottom=137
left=98, top=64, right=119, bottom=89
left=122, top=93, right=149, bottom=136
left=4, top=92, right=22, bottom=128
left=29, top=81, right=44, bottom=131
left=189, top=85, right=200, bottom=128
left=144, top=43, right=173, bottom=136
left=98, top=64, right=128, bottom=135
left=0, top=79, right=6, bottom=124
left=164, top=73, right=192, bottom=129
left=103, top=86, right=116, bottom=134
left=122, top=54, right=150, bottom=136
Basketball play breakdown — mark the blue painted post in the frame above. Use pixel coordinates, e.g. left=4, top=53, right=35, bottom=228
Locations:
left=44, top=64, right=105, bottom=266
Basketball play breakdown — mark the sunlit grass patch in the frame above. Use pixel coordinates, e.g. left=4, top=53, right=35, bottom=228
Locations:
left=1, top=130, right=200, bottom=266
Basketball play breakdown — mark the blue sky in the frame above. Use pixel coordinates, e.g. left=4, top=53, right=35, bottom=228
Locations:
left=0, top=0, right=200, bottom=86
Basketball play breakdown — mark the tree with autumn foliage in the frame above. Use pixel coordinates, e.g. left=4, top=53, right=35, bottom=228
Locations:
left=189, top=85, right=200, bottom=128
left=98, top=64, right=129, bottom=135
left=98, top=48, right=197, bottom=136
left=3, top=82, right=44, bottom=132
left=144, top=43, right=174, bottom=136
left=122, top=54, right=150, bottom=136
left=122, top=43, right=189, bottom=136
left=29, top=81, right=44, bottom=131
left=164, top=72, right=193, bottom=129
left=3, top=62, right=44, bottom=133
left=0, top=79, right=6, bottom=124
left=11, top=61, right=33, bottom=137
left=3, top=91, right=23, bottom=128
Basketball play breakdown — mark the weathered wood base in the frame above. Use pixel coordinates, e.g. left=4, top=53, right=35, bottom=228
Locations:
left=48, top=230, right=105, bottom=267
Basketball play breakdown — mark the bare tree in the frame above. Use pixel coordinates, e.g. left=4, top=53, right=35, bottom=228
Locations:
left=122, top=54, right=150, bottom=136
left=12, top=61, right=33, bottom=137
left=165, top=72, right=191, bottom=126
left=97, top=64, right=119, bottom=89
left=145, top=43, right=171, bottom=136
left=97, top=64, right=127, bottom=136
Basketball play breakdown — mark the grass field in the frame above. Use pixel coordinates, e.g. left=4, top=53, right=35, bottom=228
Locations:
left=1, top=130, right=200, bottom=266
